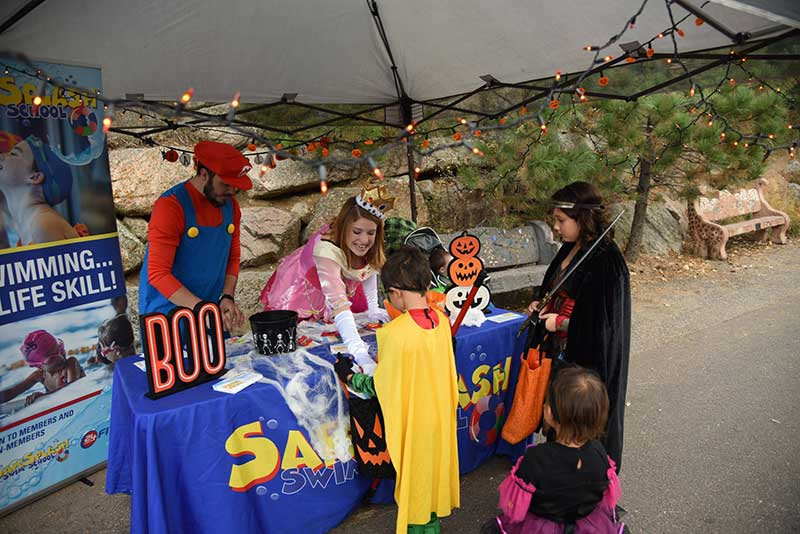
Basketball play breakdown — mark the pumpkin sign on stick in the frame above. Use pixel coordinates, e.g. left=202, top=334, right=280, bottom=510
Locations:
left=444, top=231, right=493, bottom=321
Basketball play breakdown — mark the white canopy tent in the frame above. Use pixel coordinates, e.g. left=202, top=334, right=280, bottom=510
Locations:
left=0, top=0, right=797, bottom=104
left=0, top=0, right=797, bottom=221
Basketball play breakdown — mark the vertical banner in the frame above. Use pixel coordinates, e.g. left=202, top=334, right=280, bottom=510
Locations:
left=0, top=58, right=127, bottom=514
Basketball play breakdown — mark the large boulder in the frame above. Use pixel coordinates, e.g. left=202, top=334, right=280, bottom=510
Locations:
left=122, top=217, right=149, bottom=243
left=302, top=177, right=429, bottom=241
left=236, top=269, right=275, bottom=330
left=247, top=156, right=360, bottom=199
left=613, top=200, right=686, bottom=255
left=110, top=148, right=193, bottom=216
left=117, top=219, right=145, bottom=274
left=789, top=183, right=800, bottom=203
left=123, top=282, right=141, bottom=350
left=270, top=191, right=322, bottom=225
left=239, top=206, right=301, bottom=267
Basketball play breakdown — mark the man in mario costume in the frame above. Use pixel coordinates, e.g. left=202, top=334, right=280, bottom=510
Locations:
left=138, top=141, right=251, bottom=332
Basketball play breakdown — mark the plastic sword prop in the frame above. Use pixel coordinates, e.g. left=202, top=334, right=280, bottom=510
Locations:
left=516, top=209, right=626, bottom=338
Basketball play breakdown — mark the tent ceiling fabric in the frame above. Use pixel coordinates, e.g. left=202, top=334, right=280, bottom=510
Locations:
left=708, top=0, right=800, bottom=29
left=0, top=0, right=791, bottom=104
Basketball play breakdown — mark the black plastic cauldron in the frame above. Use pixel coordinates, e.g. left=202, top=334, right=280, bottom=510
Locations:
left=249, top=310, right=298, bottom=355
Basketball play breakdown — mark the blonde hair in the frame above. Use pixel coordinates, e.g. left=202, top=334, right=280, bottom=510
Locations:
left=330, top=196, right=386, bottom=270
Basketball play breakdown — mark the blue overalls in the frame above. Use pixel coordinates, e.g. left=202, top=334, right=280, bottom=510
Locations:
left=139, top=183, right=233, bottom=318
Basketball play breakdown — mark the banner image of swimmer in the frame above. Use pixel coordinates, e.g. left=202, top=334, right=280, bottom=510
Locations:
left=0, top=57, right=126, bottom=515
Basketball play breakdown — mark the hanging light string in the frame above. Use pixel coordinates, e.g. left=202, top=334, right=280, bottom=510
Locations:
left=0, top=0, right=796, bottom=188
left=660, top=0, right=797, bottom=161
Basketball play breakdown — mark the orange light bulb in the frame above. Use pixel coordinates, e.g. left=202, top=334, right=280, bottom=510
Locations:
left=181, top=88, right=194, bottom=104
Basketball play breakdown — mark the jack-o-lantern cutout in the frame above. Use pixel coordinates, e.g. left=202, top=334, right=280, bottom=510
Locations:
left=448, top=256, right=484, bottom=287
left=347, top=396, right=396, bottom=479
left=449, top=231, right=481, bottom=259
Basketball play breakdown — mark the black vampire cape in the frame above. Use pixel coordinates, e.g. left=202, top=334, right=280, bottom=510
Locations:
left=537, top=238, right=631, bottom=471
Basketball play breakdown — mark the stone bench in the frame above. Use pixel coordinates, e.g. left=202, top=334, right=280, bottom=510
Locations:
left=441, top=222, right=559, bottom=296
left=686, top=178, right=790, bottom=260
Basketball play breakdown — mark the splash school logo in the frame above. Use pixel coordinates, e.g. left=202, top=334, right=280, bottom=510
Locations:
left=1, top=439, right=71, bottom=478
left=225, top=422, right=356, bottom=495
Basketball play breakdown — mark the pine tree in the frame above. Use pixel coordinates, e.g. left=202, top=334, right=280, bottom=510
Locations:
left=591, top=84, right=790, bottom=261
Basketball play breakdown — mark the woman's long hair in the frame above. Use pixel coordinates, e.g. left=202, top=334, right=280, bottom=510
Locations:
left=551, top=181, right=612, bottom=243
left=330, top=196, right=386, bottom=270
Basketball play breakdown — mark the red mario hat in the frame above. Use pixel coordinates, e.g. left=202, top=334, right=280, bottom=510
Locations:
left=194, top=141, right=253, bottom=190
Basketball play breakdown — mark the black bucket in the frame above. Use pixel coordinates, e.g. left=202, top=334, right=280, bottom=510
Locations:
left=249, top=310, right=298, bottom=355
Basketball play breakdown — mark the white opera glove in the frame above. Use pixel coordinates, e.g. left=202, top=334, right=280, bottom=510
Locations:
left=333, top=310, right=376, bottom=374
left=363, top=273, right=391, bottom=323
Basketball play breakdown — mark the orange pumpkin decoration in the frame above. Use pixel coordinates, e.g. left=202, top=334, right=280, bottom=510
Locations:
left=499, top=117, right=507, bottom=125
left=549, top=99, right=560, bottom=110
left=364, top=139, right=374, bottom=145
left=448, top=256, right=484, bottom=287
left=422, top=139, right=430, bottom=148
left=247, top=143, right=257, bottom=151
left=598, top=76, right=609, bottom=87
left=321, top=147, right=329, bottom=157
left=453, top=132, right=462, bottom=141
left=352, top=148, right=362, bottom=157
left=626, top=57, right=636, bottom=63
left=449, top=232, right=481, bottom=259
left=646, top=47, right=654, bottom=58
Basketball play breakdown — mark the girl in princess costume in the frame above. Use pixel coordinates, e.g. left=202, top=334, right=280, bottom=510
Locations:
left=260, top=184, right=394, bottom=374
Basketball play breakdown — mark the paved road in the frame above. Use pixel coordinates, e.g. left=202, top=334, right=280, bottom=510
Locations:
left=2, top=241, right=798, bottom=533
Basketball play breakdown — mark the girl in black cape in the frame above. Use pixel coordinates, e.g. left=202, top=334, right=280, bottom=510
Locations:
left=526, top=181, right=631, bottom=472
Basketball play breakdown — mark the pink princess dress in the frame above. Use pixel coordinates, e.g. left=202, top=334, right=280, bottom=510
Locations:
left=259, top=225, right=374, bottom=322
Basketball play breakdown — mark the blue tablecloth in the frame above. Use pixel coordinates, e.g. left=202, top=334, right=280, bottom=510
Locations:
left=106, top=309, right=527, bottom=534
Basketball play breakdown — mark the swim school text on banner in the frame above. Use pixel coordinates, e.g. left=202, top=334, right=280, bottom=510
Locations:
left=0, top=236, right=124, bottom=325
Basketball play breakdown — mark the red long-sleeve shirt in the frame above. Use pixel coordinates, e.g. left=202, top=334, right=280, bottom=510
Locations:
left=146, top=182, right=241, bottom=298
left=544, top=289, right=575, bottom=337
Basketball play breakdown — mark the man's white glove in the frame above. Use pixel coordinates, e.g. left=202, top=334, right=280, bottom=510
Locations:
left=363, top=273, right=391, bottom=324
left=333, top=309, right=376, bottom=374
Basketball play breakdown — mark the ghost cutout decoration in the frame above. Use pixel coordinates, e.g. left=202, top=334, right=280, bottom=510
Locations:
left=445, top=285, right=491, bottom=315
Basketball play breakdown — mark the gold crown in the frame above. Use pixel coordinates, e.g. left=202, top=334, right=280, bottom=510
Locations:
left=356, top=182, right=395, bottom=220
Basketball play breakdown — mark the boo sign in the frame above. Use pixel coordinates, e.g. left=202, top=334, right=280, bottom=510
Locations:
left=140, top=301, right=227, bottom=399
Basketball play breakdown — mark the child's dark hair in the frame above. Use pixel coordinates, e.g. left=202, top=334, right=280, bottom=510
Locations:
left=381, top=246, right=432, bottom=296
left=429, top=246, right=450, bottom=274
left=551, top=181, right=611, bottom=242
left=547, top=366, right=609, bottom=444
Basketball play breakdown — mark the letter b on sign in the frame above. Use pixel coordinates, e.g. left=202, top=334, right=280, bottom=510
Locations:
left=141, top=301, right=227, bottom=399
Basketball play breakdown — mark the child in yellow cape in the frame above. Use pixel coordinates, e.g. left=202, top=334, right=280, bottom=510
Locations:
left=336, top=245, right=460, bottom=533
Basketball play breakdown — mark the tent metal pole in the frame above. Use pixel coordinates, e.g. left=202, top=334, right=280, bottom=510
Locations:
left=288, top=101, right=396, bottom=128
left=368, top=0, right=418, bottom=221
left=650, top=52, right=800, bottom=60
left=417, top=100, right=492, bottom=118
left=414, top=85, right=488, bottom=126
left=672, top=0, right=746, bottom=43
left=627, top=28, right=798, bottom=100
left=0, top=0, right=47, bottom=35
left=400, top=96, right=418, bottom=222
